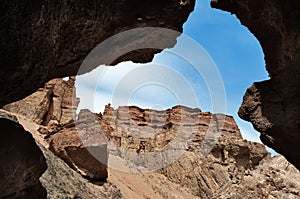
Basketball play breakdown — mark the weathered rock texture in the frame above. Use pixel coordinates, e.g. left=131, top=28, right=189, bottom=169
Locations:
left=40, top=142, right=121, bottom=199
left=3, top=77, right=79, bottom=134
left=48, top=109, right=108, bottom=181
left=0, top=110, right=121, bottom=199
left=0, top=0, right=195, bottom=107
left=211, top=0, right=300, bottom=170
left=3, top=78, right=300, bottom=198
left=3, top=77, right=108, bottom=181
left=101, top=105, right=300, bottom=198
left=1, top=0, right=299, bottom=177
left=0, top=117, right=47, bottom=198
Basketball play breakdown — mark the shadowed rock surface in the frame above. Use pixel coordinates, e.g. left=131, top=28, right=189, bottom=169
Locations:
left=0, top=0, right=195, bottom=107
left=0, top=117, right=47, bottom=198
left=211, top=0, right=300, bottom=170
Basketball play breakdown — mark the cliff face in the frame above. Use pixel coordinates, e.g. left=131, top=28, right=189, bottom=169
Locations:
left=48, top=109, right=108, bottom=181
left=1, top=0, right=300, bottom=196
left=100, top=105, right=299, bottom=198
left=3, top=78, right=300, bottom=198
left=0, top=2, right=194, bottom=197
left=3, top=77, right=79, bottom=127
left=211, top=0, right=300, bottom=170
left=4, top=77, right=108, bottom=181
left=0, top=0, right=195, bottom=107
left=101, top=105, right=268, bottom=170
left=0, top=0, right=299, bottom=174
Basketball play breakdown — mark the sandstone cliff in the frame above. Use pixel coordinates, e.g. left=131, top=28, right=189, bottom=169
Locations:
left=0, top=0, right=299, bottom=179
left=3, top=77, right=79, bottom=128
left=2, top=78, right=300, bottom=198
left=0, top=4, right=195, bottom=195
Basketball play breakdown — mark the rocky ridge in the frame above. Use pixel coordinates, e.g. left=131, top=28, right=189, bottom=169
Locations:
left=2, top=78, right=300, bottom=198
left=4, top=77, right=108, bottom=181
left=0, top=0, right=299, bottom=180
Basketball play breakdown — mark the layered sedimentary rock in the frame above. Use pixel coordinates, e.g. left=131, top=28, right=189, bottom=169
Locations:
left=0, top=117, right=47, bottom=198
left=48, top=109, right=108, bottom=181
left=211, top=0, right=300, bottom=169
left=3, top=78, right=300, bottom=198
left=3, top=77, right=79, bottom=135
left=49, top=103, right=300, bottom=198
left=0, top=0, right=298, bottom=173
left=101, top=105, right=299, bottom=198
left=3, top=77, right=108, bottom=181
left=0, top=0, right=195, bottom=107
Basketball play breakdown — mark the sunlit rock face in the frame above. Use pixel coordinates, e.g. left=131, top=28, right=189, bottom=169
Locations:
left=0, top=0, right=195, bottom=107
left=3, top=77, right=79, bottom=131
left=211, top=0, right=300, bottom=170
left=2, top=77, right=300, bottom=198
left=48, top=109, right=108, bottom=181
left=1, top=0, right=298, bottom=173
left=3, top=77, right=108, bottom=181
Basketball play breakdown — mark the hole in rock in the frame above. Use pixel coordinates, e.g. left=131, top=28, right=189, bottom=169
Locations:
left=76, top=0, right=274, bottom=154
left=63, top=77, right=70, bottom=81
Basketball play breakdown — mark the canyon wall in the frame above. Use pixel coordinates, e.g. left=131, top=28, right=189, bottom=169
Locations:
left=211, top=0, right=300, bottom=170
left=4, top=77, right=109, bottom=181
left=2, top=78, right=300, bottom=198
left=0, top=0, right=300, bottom=196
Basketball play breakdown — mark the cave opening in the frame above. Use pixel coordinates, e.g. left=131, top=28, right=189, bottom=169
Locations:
left=75, top=0, right=273, bottom=153
left=1, top=0, right=299, bottom=197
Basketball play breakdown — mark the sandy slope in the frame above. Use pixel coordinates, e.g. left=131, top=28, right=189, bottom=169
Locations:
left=108, top=168, right=198, bottom=199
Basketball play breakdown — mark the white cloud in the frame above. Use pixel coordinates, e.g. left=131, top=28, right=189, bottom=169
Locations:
left=76, top=60, right=206, bottom=113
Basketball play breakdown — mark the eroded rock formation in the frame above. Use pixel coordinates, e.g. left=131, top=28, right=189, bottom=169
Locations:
left=0, top=2, right=194, bottom=197
left=3, top=78, right=300, bottom=198
left=0, top=117, right=47, bottom=198
left=1, top=0, right=298, bottom=173
left=211, top=0, right=300, bottom=170
left=3, top=77, right=108, bottom=181
left=0, top=0, right=195, bottom=107
left=40, top=142, right=121, bottom=199
left=1, top=0, right=300, bottom=196
left=48, top=109, right=108, bottom=181
left=3, top=77, right=79, bottom=134
left=101, top=105, right=300, bottom=198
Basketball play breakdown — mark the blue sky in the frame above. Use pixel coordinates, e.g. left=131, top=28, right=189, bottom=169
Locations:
left=76, top=0, right=277, bottom=154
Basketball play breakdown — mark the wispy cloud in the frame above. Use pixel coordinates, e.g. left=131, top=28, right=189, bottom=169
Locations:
left=76, top=0, right=274, bottom=156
